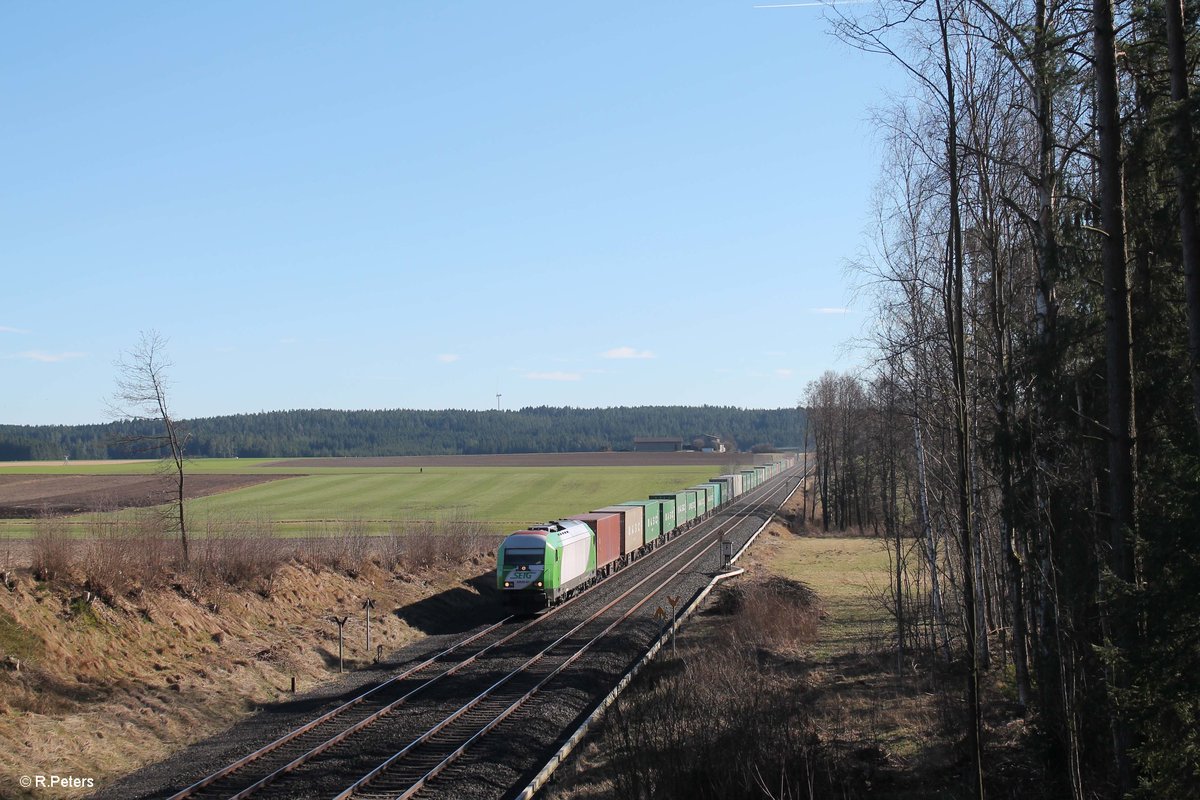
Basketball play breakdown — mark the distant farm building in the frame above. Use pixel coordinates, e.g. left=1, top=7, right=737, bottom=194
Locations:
left=633, top=437, right=684, bottom=452
left=697, top=434, right=726, bottom=453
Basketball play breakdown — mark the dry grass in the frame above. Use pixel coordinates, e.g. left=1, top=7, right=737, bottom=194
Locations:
left=549, top=488, right=1039, bottom=800
left=741, top=531, right=962, bottom=795
left=24, top=510, right=496, bottom=600
left=562, top=576, right=840, bottom=800
left=0, top=513, right=499, bottom=798
left=761, top=535, right=893, bottom=660
left=31, top=514, right=74, bottom=583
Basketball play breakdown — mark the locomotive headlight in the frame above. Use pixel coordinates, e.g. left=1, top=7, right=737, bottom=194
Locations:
left=536, top=580, right=543, bottom=588
left=504, top=581, right=513, bottom=588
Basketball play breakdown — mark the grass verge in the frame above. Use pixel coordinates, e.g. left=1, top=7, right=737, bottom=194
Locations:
left=0, top=521, right=498, bottom=799
left=547, top=504, right=1041, bottom=799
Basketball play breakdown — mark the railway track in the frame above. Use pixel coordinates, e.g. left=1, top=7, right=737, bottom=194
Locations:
left=161, top=470, right=801, bottom=800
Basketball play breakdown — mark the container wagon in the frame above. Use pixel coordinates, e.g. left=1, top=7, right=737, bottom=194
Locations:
left=619, top=499, right=665, bottom=547
left=567, top=513, right=622, bottom=577
left=691, top=484, right=716, bottom=514
left=593, top=504, right=646, bottom=561
left=702, top=481, right=723, bottom=507
left=497, top=459, right=792, bottom=611
left=650, top=492, right=687, bottom=529
left=713, top=474, right=742, bottom=499
left=683, top=489, right=699, bottom=522
left=645, top=495, right=680, bottom=535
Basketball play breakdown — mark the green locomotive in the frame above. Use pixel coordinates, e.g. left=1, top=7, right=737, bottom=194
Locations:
left=497, top=519, right=596, bottom=609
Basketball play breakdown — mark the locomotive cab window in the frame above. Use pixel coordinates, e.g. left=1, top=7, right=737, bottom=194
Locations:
left=503, top=549, right=544, bottom=569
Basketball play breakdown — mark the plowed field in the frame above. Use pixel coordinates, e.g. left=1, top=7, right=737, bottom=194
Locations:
left=0, top=474, right=293, bottom=518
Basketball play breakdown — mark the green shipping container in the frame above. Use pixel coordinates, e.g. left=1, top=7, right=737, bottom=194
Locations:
left=713, top=474, right=742, bottom=498
left=694, top=483, right=717, bottom=510
left=741, top=470, right=756, bottom=490
left=658, top=498, right=677, bottom=533
left=619, top=500, right=664, bottom=543
left=651, top=492, right=691, bottom=526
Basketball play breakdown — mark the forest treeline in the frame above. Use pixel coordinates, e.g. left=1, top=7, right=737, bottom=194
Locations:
left=0, top=406, right=806, bottom=460
left=803, top=0, right=1199, bottom=797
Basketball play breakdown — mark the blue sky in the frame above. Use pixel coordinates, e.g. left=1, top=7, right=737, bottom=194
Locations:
left=3, top=2, right=892, bottom=425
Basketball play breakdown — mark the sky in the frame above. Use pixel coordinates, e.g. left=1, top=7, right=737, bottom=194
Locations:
left=2, top=2, right=895, bottom=426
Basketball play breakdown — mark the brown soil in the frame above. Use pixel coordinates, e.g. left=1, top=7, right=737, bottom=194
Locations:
left=0, top=461, right=154, bottom=468
left=0, top=555, right=494, bottom=798
left=0, top=475, right=294, bottom=519
left=262, top=452, right=768, bottom=468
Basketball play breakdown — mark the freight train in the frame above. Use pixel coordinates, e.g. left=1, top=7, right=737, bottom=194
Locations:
left=496, top=455, right=797, bottom=610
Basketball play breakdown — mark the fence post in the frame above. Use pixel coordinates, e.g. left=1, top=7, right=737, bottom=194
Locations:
left=362, top=598, right=375, bottom=658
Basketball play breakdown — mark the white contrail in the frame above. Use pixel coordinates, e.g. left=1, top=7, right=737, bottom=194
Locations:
left=754, top=1, right=867, bottom=7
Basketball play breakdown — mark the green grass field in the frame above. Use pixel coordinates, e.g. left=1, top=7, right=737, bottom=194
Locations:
left=0, top=459, right=720, bottom=537
left=761, top=535, right=893, bottom=659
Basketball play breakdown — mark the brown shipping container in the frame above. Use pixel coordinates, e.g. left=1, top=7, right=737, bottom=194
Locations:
left=568, top=513, right=622, bottom=570
left=593, top=505, right=646, bottom=554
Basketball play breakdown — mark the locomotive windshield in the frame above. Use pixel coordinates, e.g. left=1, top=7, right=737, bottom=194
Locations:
left=503, top=548, right=544, bottom=569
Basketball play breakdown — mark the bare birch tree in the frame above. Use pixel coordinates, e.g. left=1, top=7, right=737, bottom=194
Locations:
left=108, top=330, right=191, bottom=563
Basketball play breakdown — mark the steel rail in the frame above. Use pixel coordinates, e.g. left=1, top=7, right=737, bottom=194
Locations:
left=511, top=470, right=807, bottom=800
left=172, top=495, right=704, bottom=799
left=165, top=616, right=515, bottom=800
left=335, top=476, right=798, bottom=800
left=242, top=490, right=766, bottom=799
left=170, top=466, right=795, bottom=800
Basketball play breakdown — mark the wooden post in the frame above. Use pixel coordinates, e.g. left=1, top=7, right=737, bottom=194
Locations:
left=667, top=595, right=680, bottom=658
left=362, top=598, right=376, bottom=659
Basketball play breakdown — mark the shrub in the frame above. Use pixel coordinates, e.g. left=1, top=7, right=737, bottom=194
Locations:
left=31, top=513, right=73, bottom=582
left=599, top=576, right=837, bottom=800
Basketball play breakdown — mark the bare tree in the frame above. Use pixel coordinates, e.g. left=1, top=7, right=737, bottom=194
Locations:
left=108, top=331, right=191, bottom=563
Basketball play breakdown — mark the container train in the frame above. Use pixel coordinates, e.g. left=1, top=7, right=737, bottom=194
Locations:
left=496, top=455, right=798, bottom=610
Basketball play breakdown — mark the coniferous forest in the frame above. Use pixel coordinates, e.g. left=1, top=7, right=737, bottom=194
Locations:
left=0, top=406, right=806, bottom=460
left=801, top=0, right=1200, bottom=796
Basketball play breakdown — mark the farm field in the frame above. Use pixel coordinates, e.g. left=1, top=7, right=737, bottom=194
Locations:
left=0, top=458, right=724, bottom=537
left=0, top=451, right=758, bottom=474
left=760, top=534, right=892, bottom=659
left=0, top=473, right=290, bottom=518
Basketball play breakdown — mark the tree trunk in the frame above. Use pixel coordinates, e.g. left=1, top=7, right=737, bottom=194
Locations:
left=1165, top=0, right=1200, bottom=437
left=936, top=0, right=984, bottom=791
left=1094, top=0, right=1137, bottom=788
left=802, top=412, right=812, bottom=522
left=914, top=413, right=951, bottom=661
left=892, top=437, right=903, bottom=677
